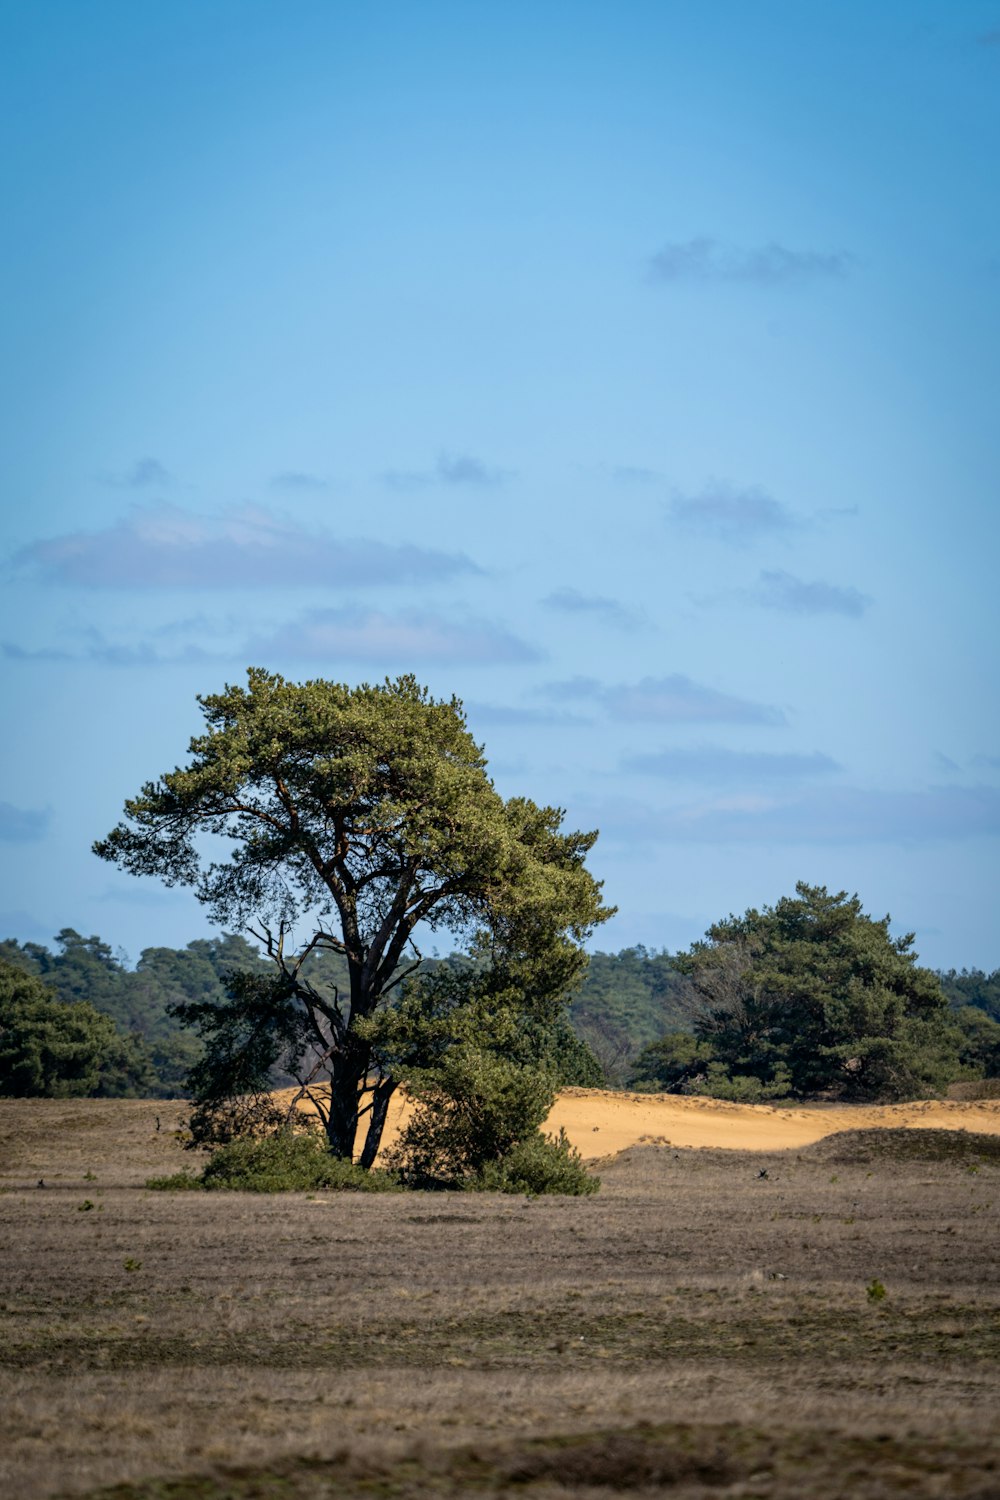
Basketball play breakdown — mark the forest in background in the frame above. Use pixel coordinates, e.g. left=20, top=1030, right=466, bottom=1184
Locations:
left=2, top=926, right=998, bottom=1098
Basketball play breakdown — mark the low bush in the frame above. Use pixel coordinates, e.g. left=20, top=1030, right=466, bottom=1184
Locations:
left=145, top=1169, right=204, bottom=1191
left=147, top=1132, right=401, bottom=1193
left=472, top=1128, right=600, bottom=1196
left=200, top=1133, right=401, bottom=1192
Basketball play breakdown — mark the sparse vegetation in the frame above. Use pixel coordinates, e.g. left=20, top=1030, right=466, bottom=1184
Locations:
left=2, top=1096, right=999, bottom=1499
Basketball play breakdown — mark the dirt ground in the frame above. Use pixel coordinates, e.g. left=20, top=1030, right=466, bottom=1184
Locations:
left=1, top=1095, right=999, bottom=1499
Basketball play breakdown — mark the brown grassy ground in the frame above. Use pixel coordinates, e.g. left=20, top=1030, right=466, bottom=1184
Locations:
left=1, top=1097, right=999, bottom=1499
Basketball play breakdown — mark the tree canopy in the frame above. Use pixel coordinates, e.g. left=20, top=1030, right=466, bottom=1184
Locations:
left=0, top=958, right=156, bottom=1098
left=95, top=670, right=612, bottom=1163
left=631, top=883, right=962, bottom=1102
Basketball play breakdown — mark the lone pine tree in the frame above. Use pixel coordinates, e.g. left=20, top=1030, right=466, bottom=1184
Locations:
left=95, top=669, right=611, bottom=1164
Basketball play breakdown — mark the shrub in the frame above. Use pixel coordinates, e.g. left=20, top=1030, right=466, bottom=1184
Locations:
left=473, top=1129, right=600, bottom=1196
left=388, top=1045, right=557, bottom=1186
left=199, top=1132, right=400, bottom=1192
left=686, top=1061, right=794, bottom=1103
left=145, top=1170, right=204, bottom=1191
left=148, top=1132, right=400, bottom=1193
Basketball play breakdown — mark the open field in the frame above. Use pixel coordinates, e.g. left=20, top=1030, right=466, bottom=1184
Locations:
left=2, top=1095, right=1000, bottom=1498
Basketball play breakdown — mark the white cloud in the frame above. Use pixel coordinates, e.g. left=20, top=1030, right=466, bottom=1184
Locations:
left=245, top=607, right=539, bottom=665
left=606, top=674, right=785, bottom=726
left=12, top=503, right=478, bottom=589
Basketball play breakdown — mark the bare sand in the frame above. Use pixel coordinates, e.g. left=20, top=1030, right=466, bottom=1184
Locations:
left=548, top=1088, right=1000, bottom=1157
left=276, top=1085, right=1000, bottom=1161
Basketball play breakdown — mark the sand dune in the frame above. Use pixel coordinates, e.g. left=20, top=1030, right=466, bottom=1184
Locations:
left=276, top=1084, right=1000, bottom=1161
left=549, top=1088, right=1000, bottom=1157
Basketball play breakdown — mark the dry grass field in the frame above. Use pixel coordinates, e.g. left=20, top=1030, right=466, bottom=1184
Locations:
left=2, top=1094, right=1000, bottom=1499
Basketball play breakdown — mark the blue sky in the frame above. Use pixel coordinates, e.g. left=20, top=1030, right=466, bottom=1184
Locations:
left=1, top=1, right=998, bottom=971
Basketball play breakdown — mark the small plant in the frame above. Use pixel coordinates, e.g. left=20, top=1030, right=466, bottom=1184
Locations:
left=77, top=1199, right=95, bottom=1212
left=83, top=1170, right=97, bottom=1181
left=866, top=1279, right=887, bottom=1302
left=122, top=1257, right=142, bottom=1272
left=145, top=1170, right=204, bottom=1192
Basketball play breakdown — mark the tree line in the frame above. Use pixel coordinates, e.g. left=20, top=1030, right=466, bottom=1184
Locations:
left=3, top=920, right=997, bottom=1103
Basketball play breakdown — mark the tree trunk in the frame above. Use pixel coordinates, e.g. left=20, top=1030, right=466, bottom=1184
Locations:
left=359, top=1076, right=396, bottom=1169
left=324, top=1044, right=367, bottom=1159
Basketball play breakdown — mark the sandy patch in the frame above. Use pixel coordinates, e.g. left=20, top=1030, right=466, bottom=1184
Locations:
left=549, top=1088, right=1000, bottom=1157
left=275, top=1085, right=1000, bottom=1162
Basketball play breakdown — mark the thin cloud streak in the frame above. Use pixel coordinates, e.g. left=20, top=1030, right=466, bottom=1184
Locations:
left=382, top=452, right=512, bottom=489
left=0, top=801, right=50, bottom=842
left=539, top=672, right=784, bottom=725
left=667, top=484, right=797, bottom=542
left=465, top=702, right=592, bottom=729
left=2, top=639, right=213, bottom=667
left=541, top=588, right=644, bottom=630
left=245, top=607, right=539, bottom=665
left=100, top=457, right=173, bottom=489
left=609, top=464, right=664, bottom=485
left=624, top=746, right=841, bottom=783
left=606, top=674, right=785, bottom=726
left=753, top=570, right=872, bottom=617
left=585, top=784, right=1000, bottom=847
left=268, top=471, right=333, bottom=492
left=649, top=237, right=853, bottom=285
left=11, top=504, right=479, bottom=589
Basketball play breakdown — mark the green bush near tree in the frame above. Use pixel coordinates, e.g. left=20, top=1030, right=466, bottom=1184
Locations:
left=387, top=1040, right=599, bottom=1194
left=148, top=1131, right=401, bottom=1193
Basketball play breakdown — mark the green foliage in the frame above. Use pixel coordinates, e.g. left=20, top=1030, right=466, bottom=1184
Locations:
left=938, top=968, right=1000, bottom=1023
left=628, top=1031, right=719, bottom=1093
left=0, top=929, right=269, bottom=1096
left=391, top=1040, right=600, bottom=1194
left=568, top=947, right=697, bottom=1084
left=655, top=883, right=961, bottom=1103
left=145, top=1170, right=204, bottom=1191
left=537, top=1015, right=605, bottom=1088
left=685, top=1061, right=794, bottom=1103
left=866, top=1279, right=887, bottom=1303
left=95, top=670, right=612, bottom=1164
left=198, top=1132, right=400, bottom=1193
left=0, top=957, right=157, bottom=1098
left=952, top=1005, right=1000, bottom=1078
left=390, top=1043, right=558, bottom=1187
left=472, top=1128, right=599, bottom=1196
left=173, top=969, right=309, bottom=1148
